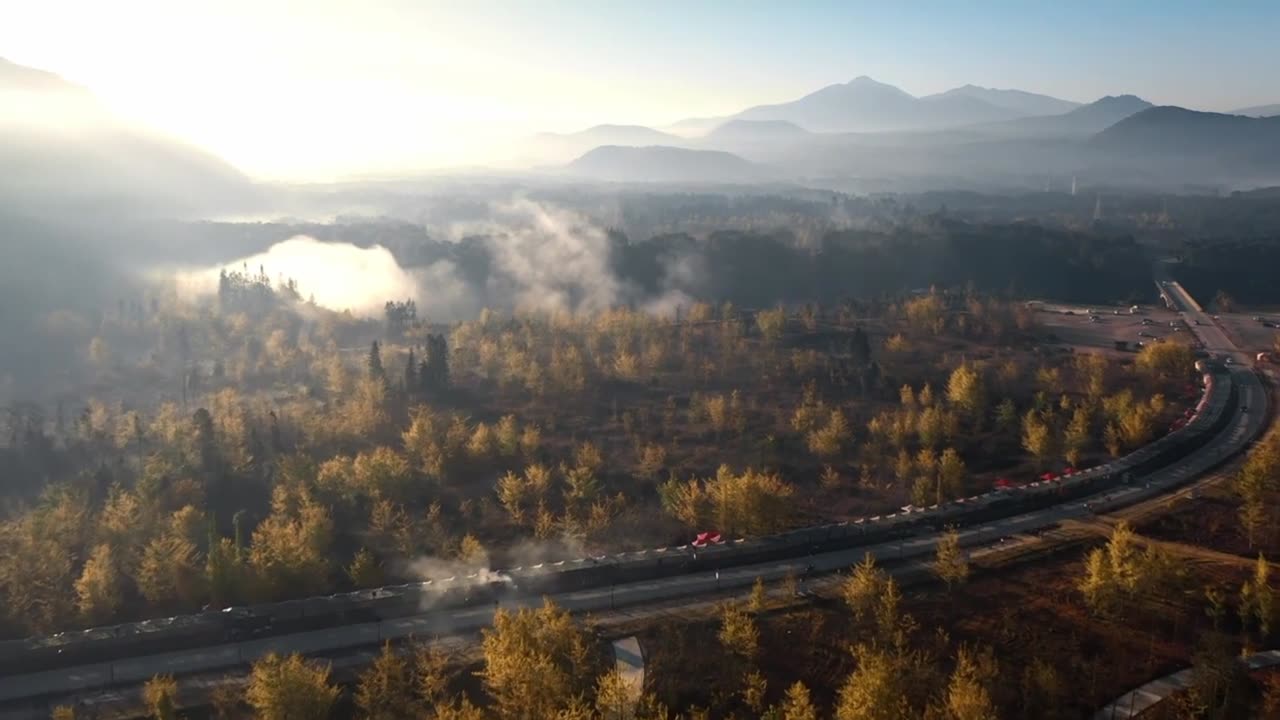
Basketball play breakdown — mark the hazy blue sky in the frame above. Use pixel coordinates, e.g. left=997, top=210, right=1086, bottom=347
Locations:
left=4, top=0, right=1276, bottom=179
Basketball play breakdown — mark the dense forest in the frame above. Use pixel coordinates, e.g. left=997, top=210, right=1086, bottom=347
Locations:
left=0, top=259, right=1198, bottom=640
left=1, top=186, right=1275, bottom=719
left=69, top=418, right=1280, bottom=720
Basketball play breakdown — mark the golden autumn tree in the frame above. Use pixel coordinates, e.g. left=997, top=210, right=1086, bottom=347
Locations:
left=75, top=543, right=124, bottom=623
left=480, top=600, right=595, bottom=720
left=245, top=652, right=339, bottom=720
left=143, top=674, right=179, bottom=720
left=355, top=642, right=414, bottom=720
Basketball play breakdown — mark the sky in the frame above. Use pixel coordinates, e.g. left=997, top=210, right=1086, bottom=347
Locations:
left=3, top=0, right=1277, bottom=181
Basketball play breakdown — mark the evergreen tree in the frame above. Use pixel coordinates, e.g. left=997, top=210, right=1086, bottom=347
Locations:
left=355, top=643, right=414, bottom=720
left=932, top=526, right=970, bottom=588
left=843, top=552, right=886, bottom=621
left=143, top=675, right=179, bottom=720
left=778, top=682, right=817, bottom=720
left=348, top=547, right=384, bottom=588
left=404, top=348, right=417, bottom=393
left=368, top=340, right=385, bottom=381
left=74, top=543, right=123, bottom=623
left=718, top=602, right=759, bottom=659
left=246, top=652, right=339, bottom=720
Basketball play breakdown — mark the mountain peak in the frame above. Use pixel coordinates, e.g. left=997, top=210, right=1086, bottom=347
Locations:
left=924, top=84, right=1081, bottom=117
left=1091, top=94, right=1150, bottom=108
left=847, top=75, right=898, bottom=89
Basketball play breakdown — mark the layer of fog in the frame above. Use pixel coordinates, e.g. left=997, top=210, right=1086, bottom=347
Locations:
left=450, top=197, right=623, bottom=315
left=173, top=236, right=434, bottom=317
left=171, top=198, right=698, bottom=321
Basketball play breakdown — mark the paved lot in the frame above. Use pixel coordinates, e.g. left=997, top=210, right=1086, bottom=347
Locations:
left=1035, top=304, right=1189, bottom=355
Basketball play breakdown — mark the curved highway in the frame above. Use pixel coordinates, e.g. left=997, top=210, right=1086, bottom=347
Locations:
left=0, top=284, right=1268, bottom=708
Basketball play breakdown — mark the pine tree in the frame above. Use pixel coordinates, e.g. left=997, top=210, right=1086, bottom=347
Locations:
left=742, top=670, right=768, bottom=713
left=245, top=652, right=339, bottom=720
left=480, top=600, right=593, bottom=720
left=355, top=642, right=414, bottom=720
left=74, top=543, right=123, bottom=623
left=1064, top=406, right=1091, bottom=467
left=1079, top=547, right=1114, bottom=613
left=368, top=340, right=385, bottom=381
left=143, top=675, right=179, bottom=720
left=938, top=448, right=966, bottom=500
left=137, top=533, right=204, bottom=607
left=595, top=668, right=639, bottom=720
left=779, top=681, right=817, bottom=720
left=348, top=547, right=384, bottom=588
left=1021, top=409, right=1053, bottom=468
left=718, top=602, right=759, bottom=659
left=843, top=553, right=886, bottom=621
left=413, top=644, right=451, bottom=708
left=932, top=526, right=970, bottom=588
left=404, top=348, right=417, bottom=393
left=945, top=646, right=998, bottom=720
left=947, top=363, right=985, bottom=422
left=748, top=576, right=767, bottom=613
left=1243, top=553, right=1274, bottom=636
left=995, top=398, right=1018, bottom=432
left=834, top=644, right=906, bottom=720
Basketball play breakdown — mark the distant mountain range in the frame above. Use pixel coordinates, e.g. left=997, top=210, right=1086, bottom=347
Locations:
left=511, top=73, right=1280, bottom=190
left=970, top=95, right=1155, bottom=138
left=1093, top=106, right=1280, bottom=159
left=1232, top=103, right=1280, bottom=118
left=0, top=57, right=254, bottom=216
left=733, top=76, right=1026, bottom=133
left=6, top=55, right=1278, bottom=198
left=920, top=84, right=1081, bottom=117
left=704, top=119, right=810, bottom=142
left=665, top=77, right=1087, bottom=137
left=564, top=145, right=768, bottom=184
left=527, top=124, right=682, bottom=164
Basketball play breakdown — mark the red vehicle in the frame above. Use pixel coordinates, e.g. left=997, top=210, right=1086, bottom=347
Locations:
left=692, top=531, right=723, bottom=547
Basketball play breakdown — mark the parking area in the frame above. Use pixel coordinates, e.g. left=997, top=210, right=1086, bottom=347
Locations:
left=1215, top=312, right=1280, bottom=355
left=1034, top=303, right=1196, bottom=355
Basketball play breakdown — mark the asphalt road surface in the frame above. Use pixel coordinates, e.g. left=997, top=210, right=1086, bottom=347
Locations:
left=1162, top=280, right=1239, bottom=358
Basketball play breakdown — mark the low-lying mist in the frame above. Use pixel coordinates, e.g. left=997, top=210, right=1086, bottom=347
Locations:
left=171, top=198, right=700, bottom=322
left=173, top=236, right=427, bottom=316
